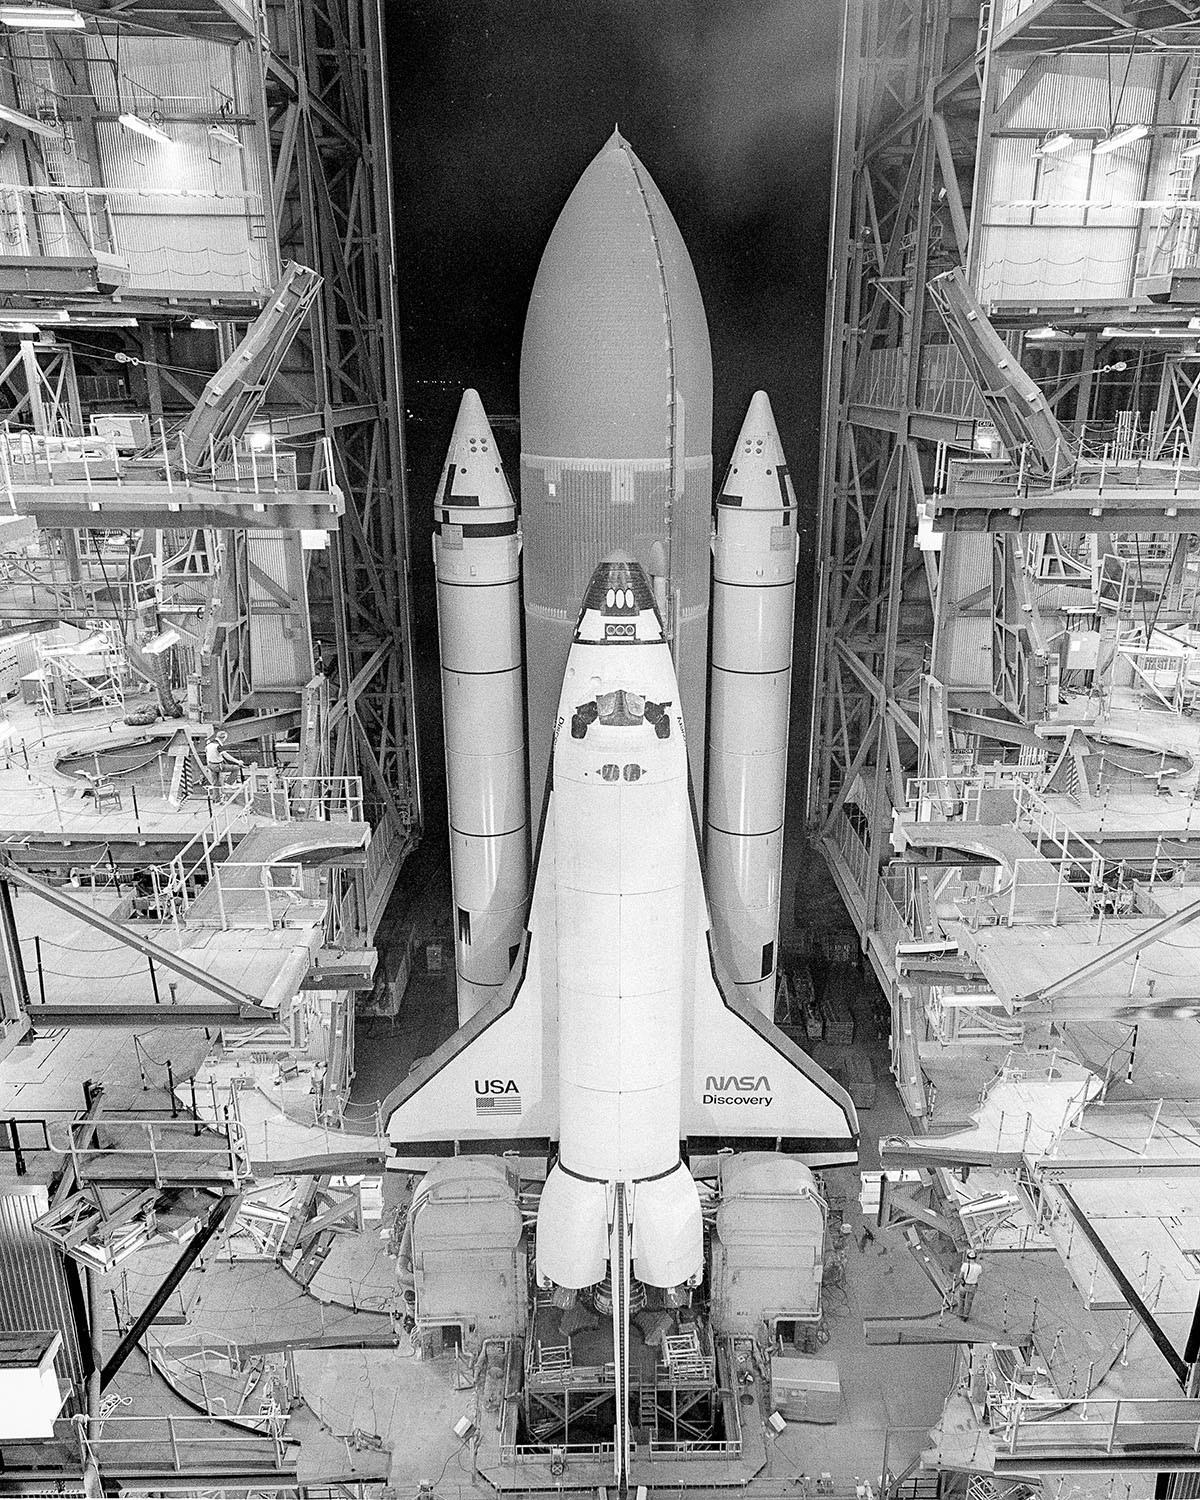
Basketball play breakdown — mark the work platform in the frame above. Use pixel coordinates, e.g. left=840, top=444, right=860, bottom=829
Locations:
left=936, top=455, right=1200, bottom=533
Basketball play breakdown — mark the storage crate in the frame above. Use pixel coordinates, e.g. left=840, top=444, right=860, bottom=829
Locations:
left=770, top=1354, right=840, bottom=1423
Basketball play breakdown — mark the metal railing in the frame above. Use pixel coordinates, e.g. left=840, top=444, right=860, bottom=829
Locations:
left=145, top=1335, right=287, bottom=1435
left=997, top=1394, right=1200, bottom=1457
left=159, top=780, right=255, bottom=926
left=904, top=766, right=1046, bottom=824
left=66, top=1112, right=251, bottom=1187
left=0, top=422, right=337, bottom=509
left=647, top=1438, right=742, bottom=1457
left=499, top=1441, right=617, bottom=1463
left=72, top=1411, right=291, bottom=1474
left=249, top=772, right=364, bottom=824
left=209, top=860, right=308, bottom=929
left=829, top=813, right=873, bottom=901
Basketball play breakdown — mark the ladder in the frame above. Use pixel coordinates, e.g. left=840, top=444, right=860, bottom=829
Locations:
left=637, top=1376, right=657, bottom=1430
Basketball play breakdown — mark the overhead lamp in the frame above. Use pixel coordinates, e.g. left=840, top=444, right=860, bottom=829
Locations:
left=1036, top=131, right=1075, bottom=156
left=0, top=4, right=84, bottom=27
left=0, top=102, right=62, bottom=142
left=190, top=317, right=217, bottom=330
left=1181, top=139, right=1200, bottom=160
left=142, top=626, right=180, bottom=656
left=0, top=321, right=39, bottom=334
left=1028, top=325, right=1059, bottom=339
left=1092, top=123, right=1150, bottom=156
left=208, top=123, right=242, bottom=149
left=0, top=308, right=66, bottom=324
left=247, top=428, right=270, bottom=451
left=118, top=112, right=173, bottom=147
left=1189, top=317, right=1200, bottom=331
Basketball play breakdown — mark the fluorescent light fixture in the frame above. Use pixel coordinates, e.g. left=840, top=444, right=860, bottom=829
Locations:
left=0, top=308, right=66, bottom=324
left=1028, top=325, right=1059, bottom=339
left=0, top=4, right=84, bottom=27
left=142, top=626, right=180, bottom=656
left=247, top=428, right=270, bottom=451
left=0, top=101, right=61, bottom=141
left=1092, top=123, right=1150, bottom=156
left=1037, top=131, right=1074, bottom=155
left=118, top=112, right=172, bottom=147
left=190, top=317, right=217, bottom=330
left=1190, top=317, right=1200, bottom=331
left=1182, top=139, right=1200, bottom=160
left=0, top=321, right=39, bottom=334
left=208, top=123, right=242, bottom=149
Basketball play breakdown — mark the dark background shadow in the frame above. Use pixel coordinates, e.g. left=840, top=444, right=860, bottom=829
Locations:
left=385, top=0, right=837, bottom=842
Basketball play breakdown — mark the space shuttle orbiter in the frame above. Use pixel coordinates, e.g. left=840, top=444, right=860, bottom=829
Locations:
left=386, top=131, right=855, bottom=1489
left=386, top=550, right=857, bottom=1271
left=385, top=128, right=855, bottom=1260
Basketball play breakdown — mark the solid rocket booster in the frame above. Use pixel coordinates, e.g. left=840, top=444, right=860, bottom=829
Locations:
left=535, top=556, right=703, bottom=1293
left=519, top=131, right=713, bottom=809
left=434, top=390, right=529, bottom=1022
left=705, top=392, right=799, bottom=1016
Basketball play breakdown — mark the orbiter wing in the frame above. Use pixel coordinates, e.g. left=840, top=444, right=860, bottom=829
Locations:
left=382, top=801, right=559, bottom=1158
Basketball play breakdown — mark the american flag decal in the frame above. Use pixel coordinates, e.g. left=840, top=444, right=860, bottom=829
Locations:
left=476, top=1092, right=522, bottom=1116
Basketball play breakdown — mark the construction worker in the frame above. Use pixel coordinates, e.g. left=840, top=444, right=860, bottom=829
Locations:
left=957, top=1247, right=982, bottom=1318
left=203, top=731, right=240, bottom=789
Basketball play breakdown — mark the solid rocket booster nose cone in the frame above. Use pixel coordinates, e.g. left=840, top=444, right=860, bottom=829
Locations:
left=718, top=389, right=795, bottom=511
left=436, top=389, right=514, bottom=513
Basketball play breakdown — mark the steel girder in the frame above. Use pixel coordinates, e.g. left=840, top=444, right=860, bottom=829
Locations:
left=264, top=0, right=421, bottom=924
left=809, top=0, right=966, bottom=939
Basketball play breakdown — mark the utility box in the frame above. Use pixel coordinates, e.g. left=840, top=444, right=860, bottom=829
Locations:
left=404, top=1158, right=527, bottom=1342
left=0, top=1331, right=65, bottom=1440
left=770, top=1354, right=840, bottom=1424
left=709, top=1154, right=826, bottom=1335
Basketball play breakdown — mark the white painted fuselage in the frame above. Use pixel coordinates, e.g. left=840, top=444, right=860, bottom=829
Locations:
left=536, top=559, right=703, bottom=1292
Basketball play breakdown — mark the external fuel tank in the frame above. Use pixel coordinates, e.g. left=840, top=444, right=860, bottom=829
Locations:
left=519, top=130, right=713, bottom=808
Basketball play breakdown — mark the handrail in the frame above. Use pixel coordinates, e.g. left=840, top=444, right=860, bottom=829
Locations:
left=68, top=1113, right=251, bottom=1186
left=72, top=1410, right=291, bottom=1472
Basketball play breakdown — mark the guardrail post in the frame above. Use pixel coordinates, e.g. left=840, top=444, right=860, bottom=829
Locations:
left=1107, top=1398, right=1120, bottom=1454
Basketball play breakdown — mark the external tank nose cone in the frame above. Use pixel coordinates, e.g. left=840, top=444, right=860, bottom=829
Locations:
left=519, top=136, right=712, bottom=460
left=435, top=388, right=514, bottom=512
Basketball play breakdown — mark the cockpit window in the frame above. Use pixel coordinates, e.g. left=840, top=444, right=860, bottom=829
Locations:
left=571, top=693, right=671, bottom=739
left=597, top=689, right=645, bottom=726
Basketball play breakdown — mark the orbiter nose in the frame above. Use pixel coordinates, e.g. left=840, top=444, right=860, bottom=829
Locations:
left=578, top=552, right=657, bottom=622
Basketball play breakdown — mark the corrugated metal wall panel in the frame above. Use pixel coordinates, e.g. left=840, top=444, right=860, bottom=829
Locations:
left=0, top=1187, right=85, bottom=1399
left=84, top=34, right=236, bottom=112
left=248, top=531, right=312, bottom=690
left=978, top=55, right=1160, bottom=303
left=78, top=36, right=268, bottom=292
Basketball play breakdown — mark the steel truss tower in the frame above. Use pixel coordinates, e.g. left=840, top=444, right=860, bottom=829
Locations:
left=810, top=0, right=1200, bottom=1110
left=266, top=0, right=420, bottom=916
